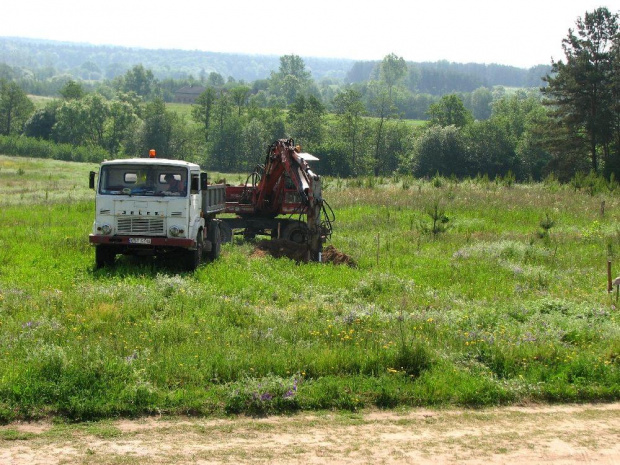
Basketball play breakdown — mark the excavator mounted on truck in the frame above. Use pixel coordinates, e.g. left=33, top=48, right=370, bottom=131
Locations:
left=88, top=139, right=333, bottom=269
left=222, top=138, right=334, bottom=261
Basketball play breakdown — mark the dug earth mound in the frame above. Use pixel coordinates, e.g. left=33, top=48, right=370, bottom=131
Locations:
left=252, top=240, right=356, bottom=266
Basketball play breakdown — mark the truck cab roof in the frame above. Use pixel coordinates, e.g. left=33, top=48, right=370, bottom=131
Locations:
left=101, top=158, right=201, bottom=171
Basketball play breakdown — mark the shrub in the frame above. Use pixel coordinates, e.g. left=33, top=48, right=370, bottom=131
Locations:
left=225, top=374, right=301, bottom=415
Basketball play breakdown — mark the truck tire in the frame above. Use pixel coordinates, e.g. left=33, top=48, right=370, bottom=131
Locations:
left=185, top=234, right=202, bottom=271
left=95, top=245, right=115, bottom=268
left=282, top=221, right=309, bottom=244
left=208, top=222, right=221, bottom=261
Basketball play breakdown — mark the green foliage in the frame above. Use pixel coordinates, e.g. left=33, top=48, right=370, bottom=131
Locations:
left=418, top=199, right=450, bottom=238
left=0, top=41, right=582, bottom=182
left=242, top=118, right=267, bottom=165
left=465, top=119, right=519, bottom=178
left=379, top=53, right=407, bottom=93
left=269, top=54, right=314, bottom=104
left=470, top=86, right=493, bottom=120
left=0, top=9, right=618, bottom=188
left=0, top=135, right=107, bottom=162
left=412, top=125, right=467, bottom=178
left=207, top=95, right=246, bottom=171
left=23, top=102, right=59, bottom=140
left=191, top=87, right=217, bottom=142
left=288, top=94, right=325, bottom=148
left=225, top=374, right=301, bottom=415
left=129, top=98, right=197, bottom=160
left=428, top=94, right=473, bottom=128
left=542, top=7, right=619, bottom=176
left=58, top=80, right=85, bottom=100
left=0, top=80, right=35, bottom=135
left=537, top=213, right=555, bottom=239
left=116, top=65, right=156, bottom=99
left=502, top=170, right=516, bottom=188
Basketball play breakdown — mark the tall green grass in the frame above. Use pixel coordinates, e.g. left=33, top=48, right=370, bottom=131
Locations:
left=0, top=136, right=108, bottom=163
left=0, top=156, right=619, bottom=422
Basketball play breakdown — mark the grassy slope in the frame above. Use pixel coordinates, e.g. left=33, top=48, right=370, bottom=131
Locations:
left=0, top=156, right=618, bottom=421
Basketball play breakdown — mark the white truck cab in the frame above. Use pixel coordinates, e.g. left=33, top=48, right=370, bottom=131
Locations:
left=89, top=156, right=226, bottom=270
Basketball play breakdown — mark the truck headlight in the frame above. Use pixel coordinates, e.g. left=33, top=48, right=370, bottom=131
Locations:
left=169, top=225, right=181, bottom=237
left=100, top=224, right=112, bottom=235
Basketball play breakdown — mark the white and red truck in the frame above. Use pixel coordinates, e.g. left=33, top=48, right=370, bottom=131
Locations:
left=89, top=139, right=333, bottom=269
left=89, top=153, right=226, bottom=270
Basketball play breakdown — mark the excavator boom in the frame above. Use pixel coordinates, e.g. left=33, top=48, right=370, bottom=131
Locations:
left=223, top=139, right=332, bottom=261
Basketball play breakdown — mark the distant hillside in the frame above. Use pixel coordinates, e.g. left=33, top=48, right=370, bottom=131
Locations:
left=0, top=36, right=550, bottom=93
left=346, top=60, right=551, bottom=91
left=0, top=37, right=354, bottom=81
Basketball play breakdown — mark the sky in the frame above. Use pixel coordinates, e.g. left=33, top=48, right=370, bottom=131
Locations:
left=3, top=0, right=620, bottom=68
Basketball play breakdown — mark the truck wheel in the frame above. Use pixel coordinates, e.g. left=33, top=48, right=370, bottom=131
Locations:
left=185, top=234, right=202, bottom=271
left=282, top=221, right=309, bottom=244
left=208, top=223, right=221, bottom=261
left=95, top=245, right=115, bottom=268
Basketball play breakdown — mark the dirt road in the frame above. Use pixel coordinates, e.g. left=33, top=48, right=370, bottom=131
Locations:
left=2, top=403, right=619, bottom=464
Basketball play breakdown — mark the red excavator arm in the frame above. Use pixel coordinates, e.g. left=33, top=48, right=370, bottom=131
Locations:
left=224, top=139, right=332, bottom=261
left=254, top=139, right=320, bottom=214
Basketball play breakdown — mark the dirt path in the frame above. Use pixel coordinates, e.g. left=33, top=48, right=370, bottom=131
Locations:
left=2, top=403, right=620, bottom=464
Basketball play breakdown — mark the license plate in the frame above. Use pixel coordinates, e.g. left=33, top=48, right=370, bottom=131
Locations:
left=129, top=237, right=151, bottom=244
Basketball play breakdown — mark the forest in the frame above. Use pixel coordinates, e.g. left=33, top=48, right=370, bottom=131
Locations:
left=0, top=6, right=618, bottom=182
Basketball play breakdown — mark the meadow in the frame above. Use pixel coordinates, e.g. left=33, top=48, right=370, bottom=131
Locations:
left=0, top=155, right=619, bottom=422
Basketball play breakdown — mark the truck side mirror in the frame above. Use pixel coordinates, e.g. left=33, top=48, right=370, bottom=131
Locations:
left=89, top=171, right=96, bottom=189
left=200, top=173, right=209, bottom=190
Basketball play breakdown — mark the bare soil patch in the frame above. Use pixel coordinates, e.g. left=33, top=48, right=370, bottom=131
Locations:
left=2, top=403, right=619, bottom=464
left=253, top=239, right=357, bottom=266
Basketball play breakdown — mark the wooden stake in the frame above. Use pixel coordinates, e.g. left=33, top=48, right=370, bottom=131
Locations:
left=608, top=260, right=612, bottom=293
left=601, top=201, right=605, bottom=217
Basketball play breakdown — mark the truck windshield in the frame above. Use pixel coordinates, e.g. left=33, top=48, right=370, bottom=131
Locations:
left=98, top=164, right=188, bottom=197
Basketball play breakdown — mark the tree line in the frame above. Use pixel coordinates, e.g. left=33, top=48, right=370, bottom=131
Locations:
left=0, top=36, right=546, bottom=92
left=0, top=7, right=618, bottom=182
left=0, top=37, right=353, bottom=82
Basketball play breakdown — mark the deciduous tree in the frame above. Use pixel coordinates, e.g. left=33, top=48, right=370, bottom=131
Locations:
left=58, top=80, right=84, bottom=100
left=287, top=94, right=325, bottom=148
left=52, top=99, right=90, bottom=145
left=333, top=88, right=366, bottom=173
left=105, top=99, right=137, bottom=155
left=192, top=87, right=217, bottom=142
left=140, top=98, right=175, bottom=157
left=230, top=85, right=250, bottom=116
left=269, top=55, right=312, bottom=104
left=119, top=65, right=156, bottom=99
left=367, top=54, right=407, bottom=175
left=428, top=94, right=473, bottom=128
left=243, top=119, right=267, bottom=169
left=24, top=102, right=58, bottom=140
left=412, top=125, right=468, bottom=177
left=470, top=87, right=493, bottom=120
left=0, top=80, right=34, bottom=135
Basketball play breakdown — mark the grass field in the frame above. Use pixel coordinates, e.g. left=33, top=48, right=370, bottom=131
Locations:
left=0, top=155, right=619, bottom=422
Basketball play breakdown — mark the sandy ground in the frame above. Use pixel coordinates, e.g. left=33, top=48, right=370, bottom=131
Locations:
left=1, top=403, right=620, bottom=464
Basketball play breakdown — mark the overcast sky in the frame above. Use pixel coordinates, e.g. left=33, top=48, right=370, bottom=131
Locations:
left=3, top=0, right=619, bottom=68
